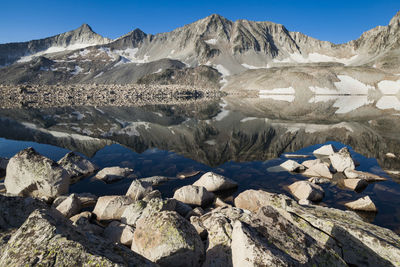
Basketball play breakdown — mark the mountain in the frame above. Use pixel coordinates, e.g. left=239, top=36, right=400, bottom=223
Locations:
left=0, top=12, right=400, bottom=86
left=0, top=24, right=111, bottom=67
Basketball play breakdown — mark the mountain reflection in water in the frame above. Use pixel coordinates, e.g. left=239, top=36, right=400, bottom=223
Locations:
left=0, top=94, right=400, bottom=233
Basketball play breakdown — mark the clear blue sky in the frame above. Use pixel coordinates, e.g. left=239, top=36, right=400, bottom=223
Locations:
left=1, top=0, right=399, bottom=44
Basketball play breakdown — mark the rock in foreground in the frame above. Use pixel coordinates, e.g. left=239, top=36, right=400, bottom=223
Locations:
left=235, top=190, right=400, bottom=266
left=0, top=208, right=155, bottom=266
left=4, top=147, right=70, bottom=199
left=345, top=196, right=377, bottom=212
left=132, top=210, right=204, bottom=267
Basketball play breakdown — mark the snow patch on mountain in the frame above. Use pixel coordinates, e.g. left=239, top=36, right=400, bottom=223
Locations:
left=273, top=53, right=358, bottom=65
left=18, top=44, right=98, bottom=63
left=334, top=75, right=374, bottom=94
left=378, top=80, right=400, bottom=94
left=376, top=96, right=400, bottom=111
left=259, top=94, right=295, bottom=102
left=241, top=63, right=270, bottom=69
left=259, top=87, right=295, bottom=94
left=204, top=39, right=217, bottom=45
left=333, top=96, right=373, bottom=113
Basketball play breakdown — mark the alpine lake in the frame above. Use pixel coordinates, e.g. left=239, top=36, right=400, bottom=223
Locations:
left=1, top=92, right=400, bottom=234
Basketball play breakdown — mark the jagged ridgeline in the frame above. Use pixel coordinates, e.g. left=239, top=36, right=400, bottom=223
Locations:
left=1, top=12, right=400, bottom=86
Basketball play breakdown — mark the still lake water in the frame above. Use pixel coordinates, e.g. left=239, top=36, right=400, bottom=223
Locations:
left=0, top=95, right=400, bottom=233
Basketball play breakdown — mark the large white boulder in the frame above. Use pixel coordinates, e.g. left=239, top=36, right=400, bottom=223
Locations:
left=345, top=196, right=377, bottom=212
left=302, top=162, right=333, bottom=179
left=173, top=185, right=215, bottom=207
left=131, top=210, right=204, bottom=266
left=288, top=180, right=324, bottom=202
left=313, top=144, right=336, bottom=156
left=193, top=172, right=238, bottom=192
left=57, top=152, right=98, bottom=183
left=329, top=147, right=355, bottom=172
left=4, top=147, right=70, bottom=199
left=92, top=195, right=133, bottom=221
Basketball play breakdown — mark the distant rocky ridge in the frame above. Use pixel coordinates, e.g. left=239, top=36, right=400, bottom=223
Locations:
left=1, top=12, right=400, bottom=87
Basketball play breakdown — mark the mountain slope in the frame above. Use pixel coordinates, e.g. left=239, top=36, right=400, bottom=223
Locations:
left=0, top=24, right=111, bottom=66
left=1, top=11, right=400, bottom=85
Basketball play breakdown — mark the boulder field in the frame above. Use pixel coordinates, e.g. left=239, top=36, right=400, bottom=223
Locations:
left=0, top=147, right=399, bottom=266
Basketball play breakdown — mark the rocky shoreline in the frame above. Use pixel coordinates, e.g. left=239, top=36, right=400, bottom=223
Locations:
left=0, top=84, right=223, bottom=109
left=0, top=147, right=400, bottom=266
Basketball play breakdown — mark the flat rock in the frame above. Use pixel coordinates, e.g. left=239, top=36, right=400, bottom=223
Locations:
left=132, top=210, right=204, bottom=266
left=94, top=166, right=135, bottom=183
left=235, top=190, right=400, bottom=266
left=193, top=171, right=238, bottom=192
left=342, top=178, right=368, bottom=192
left=288, top=180, right=324, bottom=202
left=173, top=185, right=215, bottom=207
left=57, top=152, right=98, bottom=183
left=345, top=196, right=377, bottom=212
left=302, top=162, right=333, bottom=179
left=4, top=147, right=70, bottom=199
left=280, top=160, right=305, bottom=172
left=344, top=169, right=387, bottom=181
left=0, top=208, right=155, bottom=266
left=125, top=179, right=153, bottom=201
left=313, top=144, right=336, bottom=156
left=93, top=195, right=133, bottom=221
left=104, top=221, right=135, bottom=246
left=56, top=193, right=81, bottom=218
left=329, top=147, right=355, bottom=172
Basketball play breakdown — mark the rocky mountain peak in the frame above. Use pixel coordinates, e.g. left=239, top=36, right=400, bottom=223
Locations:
left=76, top=23, right=94, bottom=33
left=389, top=11, right=400, bottom=26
